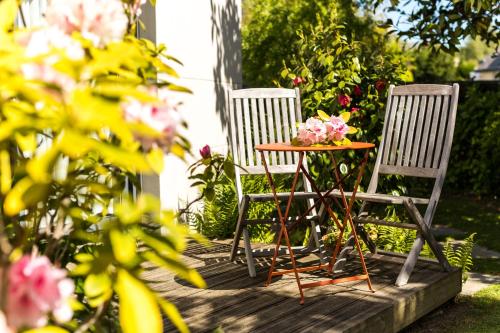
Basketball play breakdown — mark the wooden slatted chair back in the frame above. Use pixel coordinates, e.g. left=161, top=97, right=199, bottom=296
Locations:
left=368, top=83, right=460, bottom=222
left=374, top=84, right=459, bottom=179
left=228, top=88, right=310, bottom=200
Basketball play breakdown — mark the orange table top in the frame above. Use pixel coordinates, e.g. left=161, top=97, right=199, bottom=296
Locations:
left=255, top=142, right=375, bottom=152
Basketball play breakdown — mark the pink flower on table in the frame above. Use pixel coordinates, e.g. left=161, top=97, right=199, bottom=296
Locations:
left=199, top=145, right=211, bottom=159
left=326, top=116, right=349, bottom=142
left=6, top=255, right=74, bottom=330
left=45, top=0, right=128, bottom=47
left=122, top=88, right=181, bottom=151
left=297, top=117, right=327, bottom=145
left=337, top=94, right=351, bottom=108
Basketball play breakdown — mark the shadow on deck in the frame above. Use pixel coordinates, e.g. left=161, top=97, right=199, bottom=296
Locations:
left=142, top=241, right=461, bottom=333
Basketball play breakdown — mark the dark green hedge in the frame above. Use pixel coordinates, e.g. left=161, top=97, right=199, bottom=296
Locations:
left=446, top=81, right=500, bottom=196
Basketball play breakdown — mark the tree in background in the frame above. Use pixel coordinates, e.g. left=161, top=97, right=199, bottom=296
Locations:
left=367, top=0, right=499, bottom=53
left=411, top=37, right=496, bottom=82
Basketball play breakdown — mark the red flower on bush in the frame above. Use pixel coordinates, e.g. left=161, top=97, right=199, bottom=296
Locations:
left=292, top=76, right=305, bottom=86
left=337, top=94, right=351, bottom=108
left=354, top=85, right=362, bottom=96
left=375, top=80, right=386, bottom=92
left=199, top=145, right=211, bottom=159
left=350, top=107, right=360, bottom=113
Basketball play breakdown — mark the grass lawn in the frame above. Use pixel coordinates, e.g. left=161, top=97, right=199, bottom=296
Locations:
left=434, top=193, right=499, bottom=251
left=403, top=284, right=500, bottom=333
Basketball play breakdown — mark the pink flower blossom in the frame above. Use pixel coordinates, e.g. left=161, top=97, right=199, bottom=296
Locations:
left=122, top=88, right=181, bottom=151
left=21, top=63, right=76, bottom=92
left=45, top=0, right=128, bottom=47
left=199, top=145, right=211, bottom=159
left=6, top=255, right=74, bottom=330
left=297, top=117, right=327, bottom=145
left=353, top=85, right=362, bottom=96
left=326, top=116, right=349, bottom=142
left=350, top=107, right=360, bottom=113
left=337, top=94, right=351, bottom=108
left=19, top=27, right=84, bottom=60
left=292, top=77, right=305, bottom=86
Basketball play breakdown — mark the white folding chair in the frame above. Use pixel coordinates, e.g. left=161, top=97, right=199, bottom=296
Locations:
left=332, top=84, right=459, bottom=286
left=227, top=88, right=325, bottom=277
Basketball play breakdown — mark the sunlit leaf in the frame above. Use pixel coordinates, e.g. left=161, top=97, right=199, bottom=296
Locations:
left=0, top=0, right=18, bottom=32
left=340, top=112, right=350, bottom=123
left=317, top=110, right=330, bottom=121
left=84, top=273, right=113, bottom=307
left=3, top=178, right=49, bottom=216
left=347, top=126, right=358, bottom=134
left=147, top=147, right=164, bottom=174
left=115, top=270, right=163, bottom=333
left=0, top=150, right=12, bottom=194
left=157, top=298, right=189, bottom=333
left=110, top=229, right=137, bottom=265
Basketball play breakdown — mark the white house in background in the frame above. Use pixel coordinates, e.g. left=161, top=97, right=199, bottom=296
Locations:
left=140, top=1, right=242, bottom=210
left=20, top=0, right=243, bottom=211
left=470, top=54, right=500, bottom=80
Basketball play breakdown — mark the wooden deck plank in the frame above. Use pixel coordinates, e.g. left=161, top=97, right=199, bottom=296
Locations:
left=151, top=241, right=461, bottom=333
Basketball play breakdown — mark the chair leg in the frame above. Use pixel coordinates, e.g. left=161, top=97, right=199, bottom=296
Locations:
left=229, top=196, right=250, bottom=262
left=396, top=235, right=424, bottom=286
left=404, top=198, right=452, bottom=272
left=242, top=227, right=256, bottom=277
left=396, top=198, right=452, bottom=286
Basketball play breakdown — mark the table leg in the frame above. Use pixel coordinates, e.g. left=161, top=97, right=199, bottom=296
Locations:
left=328, top=150, right=374, bottom=292
left=261, top=151, right=306, bottom=304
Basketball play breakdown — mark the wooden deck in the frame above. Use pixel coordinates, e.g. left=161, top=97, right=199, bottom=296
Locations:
left=143, top=241, right=461, bottom=333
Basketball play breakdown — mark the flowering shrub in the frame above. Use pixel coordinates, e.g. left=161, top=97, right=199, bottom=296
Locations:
left=293, top=110, right=356, bottom=146
left=6, top=255, right=74, bottom=330
left=0, top=0, right=222, bottom=332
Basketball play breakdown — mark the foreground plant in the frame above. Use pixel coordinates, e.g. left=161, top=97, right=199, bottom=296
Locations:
left=0, top=0, right=211, bottom=332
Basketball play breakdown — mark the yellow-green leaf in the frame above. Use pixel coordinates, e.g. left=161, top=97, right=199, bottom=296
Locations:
left=157, top=298, right=189, bottom=333
left=15, top=132, right=37, bottom=153
left=317, top=110, right=330, bottom=121
left=84, top=273, right=112, bottom=299
left=0, top=0, right=18, bottom=32
left=84, top=273, right=113, bottom=307
left=340, top=112, right=350, bottom=123
left=147, top=147, right=164, bottom=174
left=115, top=269, right=163, bottom=333
left=110, top=229, right=137, bottom=265
left=3, top=178, right=49, bottom=216
left=25, top=327, right=69, bottom=333
left=347, top=126, right=358, bottom=134
left=0, top=150, right=12, bottom=194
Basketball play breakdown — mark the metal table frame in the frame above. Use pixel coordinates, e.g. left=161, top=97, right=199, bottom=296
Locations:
left=256, top=142, right=375, bottom=304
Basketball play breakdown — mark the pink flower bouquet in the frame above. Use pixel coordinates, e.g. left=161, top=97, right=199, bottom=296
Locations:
left=293, top=110, right=357, bottom=146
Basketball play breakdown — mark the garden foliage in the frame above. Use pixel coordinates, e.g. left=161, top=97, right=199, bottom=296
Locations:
left=0, top=0, right=225, bottom=332
left=447, top=84, right=500, bottom=196
left=444, top=233, right=476, bottom=282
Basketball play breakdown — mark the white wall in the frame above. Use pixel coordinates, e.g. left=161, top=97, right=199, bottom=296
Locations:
left=141, top=0, right=242, bottom=210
